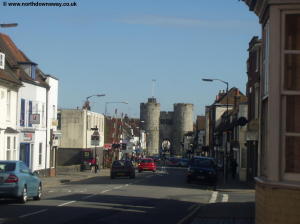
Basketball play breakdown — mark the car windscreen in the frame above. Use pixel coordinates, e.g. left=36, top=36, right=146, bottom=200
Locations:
left=0, top=163, right=16, bottom=173
left=190, top=159, right=214, bottom=168
left=141, top=159, right=153, bottom=163
left=112, top=161, right=125, bottom=167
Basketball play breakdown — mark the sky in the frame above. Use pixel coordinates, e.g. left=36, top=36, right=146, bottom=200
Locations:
left=0, top=0, right=260, bottom=118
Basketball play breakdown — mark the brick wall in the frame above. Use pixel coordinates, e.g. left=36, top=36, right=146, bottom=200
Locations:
left=256, top=182, right=300, bottom=224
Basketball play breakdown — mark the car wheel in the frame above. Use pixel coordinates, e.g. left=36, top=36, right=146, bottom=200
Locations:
left=33, top=184, right=42, bottom=200
left=19, top=186, right=28, bottom=203
left=152, top=170, right=156, bottom=173
left=138, top=170, right=142, bottom=173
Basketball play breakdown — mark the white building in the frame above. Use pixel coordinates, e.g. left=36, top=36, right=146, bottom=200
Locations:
left=0, top=33, right=59, bottom=174
left=0, top=50, right=22, bottom=161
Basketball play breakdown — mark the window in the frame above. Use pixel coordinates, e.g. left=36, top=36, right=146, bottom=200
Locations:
left=28, top=101, right=32, bottom=127
left=39, top=143, right=42, bottom=165
left=283, top=13, right=300, bottom=174
left=52, top=105, right=56, bottom=119
left=7, top=136, right=10, bottom=150
left=13, top=137, right=16, bottom=149
left=31, top=64, right=36, bottom=79
left=6, top=91, right=10, bottom=121
left=0, top=52, right=5, bottom=69
left=42, top=104, right=45, bottom=127
left=262, top=21, right=270, bottom=97
left=6, top=150, right=11, bottom=160
left=20, top=99, right=25, bottom=126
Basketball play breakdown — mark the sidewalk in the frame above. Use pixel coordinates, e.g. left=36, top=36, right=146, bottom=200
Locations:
left=40, top=168, right=111, bottom=188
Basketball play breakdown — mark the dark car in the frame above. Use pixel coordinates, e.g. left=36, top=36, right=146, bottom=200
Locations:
left=110, top=160, right=135, bottom=179
left=0, top=160, right=42, bottom=203
left=186, top=157, right=217, bottom=185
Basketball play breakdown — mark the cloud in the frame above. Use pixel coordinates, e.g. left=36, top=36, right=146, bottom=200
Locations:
left=117, top=15, right=255, bottom=29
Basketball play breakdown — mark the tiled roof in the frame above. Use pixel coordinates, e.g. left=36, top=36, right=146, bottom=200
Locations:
left=0, top=33, right=49, bottom=89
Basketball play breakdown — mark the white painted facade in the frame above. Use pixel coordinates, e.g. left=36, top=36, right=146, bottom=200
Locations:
left=0, top=82, right=19, bottom=161
left=17, top=81, right=48, bottom=171
left=45, top=75, right=59, bottom=170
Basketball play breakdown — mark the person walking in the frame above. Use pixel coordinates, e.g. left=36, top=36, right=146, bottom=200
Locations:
left=230, top=158, right=238, bottom=180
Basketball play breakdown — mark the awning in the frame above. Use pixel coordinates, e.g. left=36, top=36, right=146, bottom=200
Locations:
left=4, top=127, right=19, bottom=134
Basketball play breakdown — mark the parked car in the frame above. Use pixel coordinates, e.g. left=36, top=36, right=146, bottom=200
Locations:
left=0, top=160, right=42, bottom=203
left=110, top=160, right=135, bottom=179
left=186, top=156, right=217, bottom=185
left=138, top=158, right=156, bottom=172
left=178, top=158, right=189, bottom=167
left=165, top=157, right=181, bottom=166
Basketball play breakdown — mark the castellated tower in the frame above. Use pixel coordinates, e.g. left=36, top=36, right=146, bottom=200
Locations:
left=140, top=98, right=160, bottom=155
left=173, top=103, right=194, bottom=155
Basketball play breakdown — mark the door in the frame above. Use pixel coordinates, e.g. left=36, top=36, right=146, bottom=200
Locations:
left=20, top=143, right=30, bottom=167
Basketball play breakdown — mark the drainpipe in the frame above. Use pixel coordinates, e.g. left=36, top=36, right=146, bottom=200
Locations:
left=45, top=87, right=49, bottom=176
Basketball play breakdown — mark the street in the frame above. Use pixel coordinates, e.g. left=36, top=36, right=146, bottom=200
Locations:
left=0, top=167, right=254, bottom=224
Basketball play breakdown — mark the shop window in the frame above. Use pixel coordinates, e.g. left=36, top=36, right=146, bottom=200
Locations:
left=283, top=13, right=300, bottom=175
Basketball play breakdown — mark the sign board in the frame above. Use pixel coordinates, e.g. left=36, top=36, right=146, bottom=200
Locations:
left=91, top=130, right=100, bottom=146
left=22, top=132, right=35, bottom=142
left=29, top=114, right=40, bottom=124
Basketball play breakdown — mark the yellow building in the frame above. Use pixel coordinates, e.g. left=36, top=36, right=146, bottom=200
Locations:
left=243, top=0, right=300, bottom=223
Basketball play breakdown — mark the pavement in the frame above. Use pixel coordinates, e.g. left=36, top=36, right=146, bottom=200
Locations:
left=40, top=168, right=111, bottom=188
left=189, top=173, right=255, bottom=224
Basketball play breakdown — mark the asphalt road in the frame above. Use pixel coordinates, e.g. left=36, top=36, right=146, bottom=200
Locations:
left=0, top=167, right=254, bottom=224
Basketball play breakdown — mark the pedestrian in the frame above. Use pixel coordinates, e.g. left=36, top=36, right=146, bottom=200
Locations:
left=230, top=158, right=238, bottom=179
left=94, top=154, right=100, bottom=173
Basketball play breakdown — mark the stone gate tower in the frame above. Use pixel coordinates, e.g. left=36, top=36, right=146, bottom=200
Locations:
left=140, top=98, right=160, bottom=155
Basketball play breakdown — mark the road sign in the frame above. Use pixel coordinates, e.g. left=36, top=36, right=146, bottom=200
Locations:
left=91, top=130, right=100, bottom=146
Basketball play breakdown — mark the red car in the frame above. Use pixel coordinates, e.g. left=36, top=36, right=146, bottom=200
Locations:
left=138, top=158, right=156, bottom=172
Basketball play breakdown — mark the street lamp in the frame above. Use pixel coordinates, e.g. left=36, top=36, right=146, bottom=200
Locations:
left=202, top=78, right=229, bottom=183
left=104, top=101, right=128, bottom=116
left=84, top=94, right=106, bottom=150
left=0, top=23, right=18, bottom=28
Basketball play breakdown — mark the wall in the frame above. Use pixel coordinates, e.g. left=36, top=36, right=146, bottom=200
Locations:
left=140, top=98, right=160, bottom=155
left=0, top=83, right=19, bottom=160
left=159, top=111, right=173, bottom=151
left=17, top=82, right=47, bottom=171
left=59, top=109, right=85, bottom=148
left=173, top=103, right=194, bottom=155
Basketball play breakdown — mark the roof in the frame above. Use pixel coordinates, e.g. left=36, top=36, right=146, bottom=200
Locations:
left=0, top=33, right=50, bottom=89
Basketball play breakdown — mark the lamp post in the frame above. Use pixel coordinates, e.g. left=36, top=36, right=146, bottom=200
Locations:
left=202, top=78, right=229, bottom=183
left=84, top=94, right=105, bottom=150
left=104, top=101, right=128, bottom=116
left=0, top=23, right=18, bottom=28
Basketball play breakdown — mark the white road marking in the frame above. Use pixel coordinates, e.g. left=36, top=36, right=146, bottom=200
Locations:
left=125, top=184, right=129, bottom=186
left=113, top=186, right=122, bottom=189
left=187, top=204, right=197, bottom=211
left=82, top=194, right=96, bottom=199
left=222, top=194, right=229, bottom=202
left=19, top=209, right=48, bottom=218
left=177, top=204, right=201, bottom=224
left=209, top=191, right=218, bottom=203
left=57, top=200, right=76, bottom=207
left=101, top=189, right=110, bottom=193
